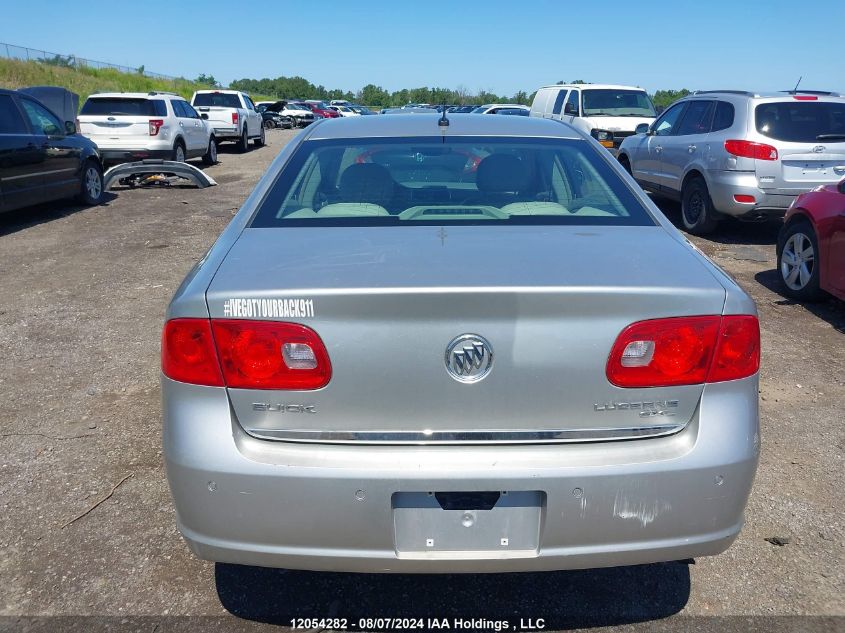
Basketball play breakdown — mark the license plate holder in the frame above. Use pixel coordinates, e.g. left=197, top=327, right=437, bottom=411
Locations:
left=392, top=491, right=544, bottom=557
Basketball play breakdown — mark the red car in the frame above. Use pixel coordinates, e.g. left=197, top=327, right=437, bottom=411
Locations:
left=303, top=101, right=340, bottom=118
left=776, top=180, right=845, bottom=301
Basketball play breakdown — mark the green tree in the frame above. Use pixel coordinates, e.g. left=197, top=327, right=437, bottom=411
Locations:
left=196, top=73, right=220, bottom=87
left=651, top=89, right=691, bottom=109
left=360, top=84, right=390, bottom=108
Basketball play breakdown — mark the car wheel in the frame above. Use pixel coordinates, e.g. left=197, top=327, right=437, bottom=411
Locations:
left=172, top=141, right=186, bottom=163
left=292, top=117, right=299, bottom=128
left=78, top=160, right=104, bottom=205
left=263, top=119, right=274, bottom=129
left=202, top=136, right=218, bottom=166
left=237, top=128, right=249, bottom=153
left=778, top=221, right=824, bottom=301
left=618, top=155, right=632, bottom=175
left=254, top=124, right=265, bottom=147
left=681, top=177, right=719, bottom=235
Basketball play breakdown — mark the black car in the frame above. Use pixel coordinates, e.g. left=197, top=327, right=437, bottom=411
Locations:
left=0, top=87, right=104, bottom=214
left=257, top=105, right=293, bottom=129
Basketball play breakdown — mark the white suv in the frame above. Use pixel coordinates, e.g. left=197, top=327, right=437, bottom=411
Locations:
left=78, top=92, right=217, bottom=165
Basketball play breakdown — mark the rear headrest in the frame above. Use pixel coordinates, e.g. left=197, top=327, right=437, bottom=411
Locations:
left=476, top=154, right=528, bottom=193
left=339, top=163, right=395, bottom=206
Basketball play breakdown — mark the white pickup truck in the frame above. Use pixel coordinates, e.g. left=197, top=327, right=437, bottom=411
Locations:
left=191, top=90, right=264, bottom=152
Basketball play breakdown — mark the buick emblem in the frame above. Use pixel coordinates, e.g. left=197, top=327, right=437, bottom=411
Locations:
left=445, top=334, right=494, bottom=383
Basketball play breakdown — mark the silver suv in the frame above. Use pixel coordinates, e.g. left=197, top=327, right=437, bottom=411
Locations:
left=618, top=90, right=845, bottom=233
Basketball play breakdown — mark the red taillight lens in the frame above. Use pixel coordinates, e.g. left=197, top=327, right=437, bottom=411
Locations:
left=793, top=95, right=817, bottom=100
left=162, top=319, right=224, bottom=386
left=708, top=316, right=760, bottom=383
left=607, top=315, right=759, bottom=388
left=725, top=139, right=778, bottom=161
left=211, top=320, right=331, bottom=389
left=231, top=112, right=239, bottom=124
left=734, top=194, right=756, bottom=203
left=149, top=119, right=164, bottom=136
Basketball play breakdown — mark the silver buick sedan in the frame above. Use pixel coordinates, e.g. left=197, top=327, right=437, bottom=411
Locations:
left=162, top=113, right=761, bottom=573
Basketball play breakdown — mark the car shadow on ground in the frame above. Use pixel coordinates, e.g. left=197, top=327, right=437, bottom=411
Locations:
left=215, top=562, right=691, bottom=629
left=0, top=193, right=118, bottom=238
left=652, top=197, right=782, bottom=246
left=754, top=269, right=845, bottom=333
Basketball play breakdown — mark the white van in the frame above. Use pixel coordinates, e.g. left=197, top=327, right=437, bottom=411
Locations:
left=530, top=84, right=657, bottom=154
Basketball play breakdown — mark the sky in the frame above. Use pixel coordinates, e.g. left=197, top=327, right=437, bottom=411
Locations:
left=2, top=0, right=843, bottom=97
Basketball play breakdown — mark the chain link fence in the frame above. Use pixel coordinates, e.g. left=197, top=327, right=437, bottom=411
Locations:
left=1, top=42, right=177, bottom=81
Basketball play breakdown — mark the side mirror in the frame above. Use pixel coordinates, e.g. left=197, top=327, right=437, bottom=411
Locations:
left=201, top=113, right=209, bottom=119
left=65, top=120, right=77, bottom=135
left=564, top=104, right=578, bottom=116
left=635, top=123, right=650, bottom=135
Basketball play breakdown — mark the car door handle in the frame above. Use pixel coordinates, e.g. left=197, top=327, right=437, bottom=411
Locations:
left=688, top=145, right=697, bottom=152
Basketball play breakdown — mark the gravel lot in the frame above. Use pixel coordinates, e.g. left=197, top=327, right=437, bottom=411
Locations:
left=0, top=128, right=843, bottom=631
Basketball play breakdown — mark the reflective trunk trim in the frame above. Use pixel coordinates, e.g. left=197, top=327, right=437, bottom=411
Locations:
left=243, top=424, right=685, bottom=445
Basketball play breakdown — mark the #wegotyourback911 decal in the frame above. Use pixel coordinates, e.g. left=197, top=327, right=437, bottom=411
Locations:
left=222, top=297, right=315, bottom=319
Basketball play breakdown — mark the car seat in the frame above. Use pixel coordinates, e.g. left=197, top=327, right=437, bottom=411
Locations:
left=338, top=163, right=395, bottom=209
left=475, top=154, right=530, bottom=206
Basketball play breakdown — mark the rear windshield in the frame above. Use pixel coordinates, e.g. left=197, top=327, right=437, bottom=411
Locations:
left=755, top=101, right=845, bottom=142
left=80, top=98, right=166, bottom=116
left=581, top=90, right=656, bottom=117
left=192, top=92, right=242, bottom=108
left=250, top=137, right=655, bottom=227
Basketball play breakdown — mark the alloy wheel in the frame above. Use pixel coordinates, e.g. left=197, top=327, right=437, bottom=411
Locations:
left=781, top=233, right=815, bottom=290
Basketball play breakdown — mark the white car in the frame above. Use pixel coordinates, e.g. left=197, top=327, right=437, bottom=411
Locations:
left=328, top=105, right=360, bottom=117
left=279, top=103, right=317, bottom=127
left=78, top=92, right=217, bottom=165
left=329, top=99, right=351, bottom=107
left=191, top=90, right=264, bottom=152
left=530, top=84, right=657, bottom=154
left=471, top=104, right=531, bottom=115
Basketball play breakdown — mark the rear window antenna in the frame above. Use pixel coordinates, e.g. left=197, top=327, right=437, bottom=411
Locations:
left=791, top=76, right=802, bottom=93
left=439, top=102, right=449, bottom=128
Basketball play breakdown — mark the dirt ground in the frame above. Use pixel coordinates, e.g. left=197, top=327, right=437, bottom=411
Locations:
left=0, top=128, right=842, bottom=631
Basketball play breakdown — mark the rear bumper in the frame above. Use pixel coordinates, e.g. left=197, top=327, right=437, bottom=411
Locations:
left=100, top=148, right=172, bottom=163
left=163, top=376, right=760, bottom=573
left=707, top=171, right=796, bottom=218
left=210, top=126, right=240, bottom=139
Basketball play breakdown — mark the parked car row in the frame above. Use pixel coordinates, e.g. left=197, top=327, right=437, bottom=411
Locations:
left=0, top=87, right=275, bottom=214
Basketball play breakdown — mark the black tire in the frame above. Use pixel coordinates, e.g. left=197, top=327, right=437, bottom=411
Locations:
left=172, top=140, right=186, bottom=163
left=77, top=160, right=104, bottom=205
left=292, top=116, right=300, bottom=128
left=777, top=220, right=824, bottom=301
left=237, top=128, right=250, bottom=153
left=263, top=119, right=274, bottom=129
left=254, top=124, right=265, bottom=147
left=618, top=155, right=632, bottom=176
left=202, top=136, right=218, bottom=166
left=681, top=177, right=720, bottom=235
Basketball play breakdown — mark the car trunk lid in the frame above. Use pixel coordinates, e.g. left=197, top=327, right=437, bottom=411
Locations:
left=753, top=99, right=845, bottom=193
left=206, top=225, right=726, bottom=443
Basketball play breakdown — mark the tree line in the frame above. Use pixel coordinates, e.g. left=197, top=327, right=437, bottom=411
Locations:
left=226, top=75, right=691, bottom=110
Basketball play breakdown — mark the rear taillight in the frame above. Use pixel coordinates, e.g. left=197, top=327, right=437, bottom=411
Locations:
left=734, top=194, right=756, bottom=203
left=231, top=112, right=239, bottom=125
left=162, top=319, right=224, bottom=387
left=162, top=318, right=332, bottom=389
left=725, top=139, right=778, bottom=161
left=707, top=316, right=760, bottom=383
left=212, top=320, right=331, bottom=389
left=607, top=315, right=759, bottom=388
left=793, top=95, right=818, bottom=100
left=149, top=119, right=164, bottom=136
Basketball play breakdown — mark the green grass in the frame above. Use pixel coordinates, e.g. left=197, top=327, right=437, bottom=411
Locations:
left=0, top=58, right=273, bottom=109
